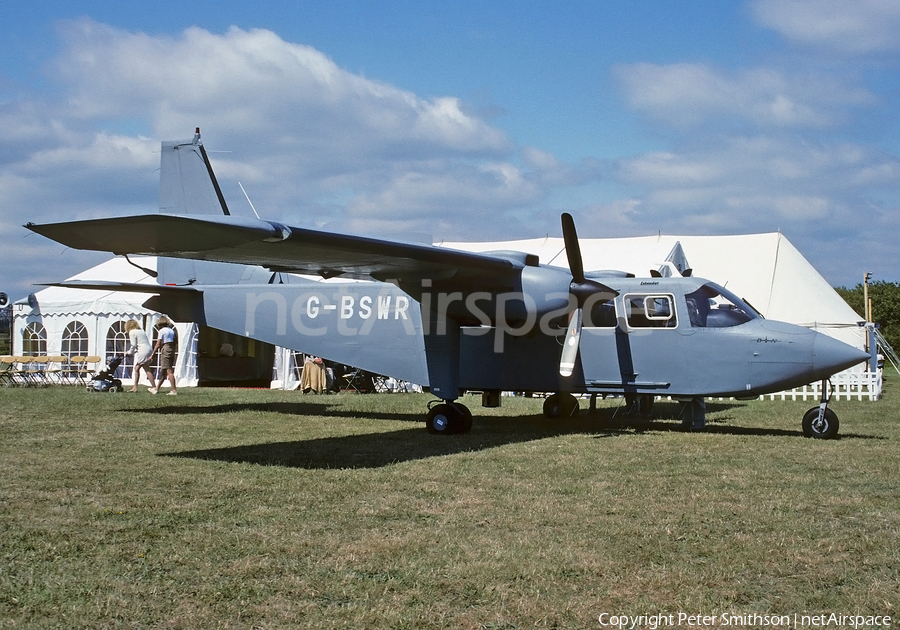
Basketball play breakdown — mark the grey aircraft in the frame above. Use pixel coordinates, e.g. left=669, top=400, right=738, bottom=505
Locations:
left=26, top=130, right=869, bottom=438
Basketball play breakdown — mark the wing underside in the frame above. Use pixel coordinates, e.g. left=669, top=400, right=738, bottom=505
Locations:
left=27, top=214, right=519, bottom=284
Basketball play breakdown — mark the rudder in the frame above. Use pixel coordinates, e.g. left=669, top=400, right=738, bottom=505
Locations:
left=159, top=128, right=230, bottom=216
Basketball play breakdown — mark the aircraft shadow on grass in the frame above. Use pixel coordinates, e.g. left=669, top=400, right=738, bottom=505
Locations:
left=130, top=400, right=424, bottom=423
left=149, top=400, right=867, bottom=470
left=155, top=408, right=616, bottom=469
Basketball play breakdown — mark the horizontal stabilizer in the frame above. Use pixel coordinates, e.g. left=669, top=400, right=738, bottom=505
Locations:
left=26, top=214, right=287, bottom=255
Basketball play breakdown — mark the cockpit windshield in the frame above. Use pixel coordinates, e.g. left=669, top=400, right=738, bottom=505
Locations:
left=684, top=283, right=760, bottom=328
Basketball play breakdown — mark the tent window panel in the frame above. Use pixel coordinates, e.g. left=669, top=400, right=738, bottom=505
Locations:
left=106, top=321, right=131, bottom=378
left=61, top=320, right=89, bottom=375
left=62, top=321, right=89, bottom=357
left=23, top=322, right=47, bottom=356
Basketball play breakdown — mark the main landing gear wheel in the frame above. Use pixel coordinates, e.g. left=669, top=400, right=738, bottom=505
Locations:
left=802, top=406, right=839, bottom=439
left=543, top=393, right=580, bottom=418
left=426, top=402, right=473, bottom=435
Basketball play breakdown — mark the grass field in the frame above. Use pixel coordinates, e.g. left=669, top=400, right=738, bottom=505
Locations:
left=1, top=382, right=898, bottom=629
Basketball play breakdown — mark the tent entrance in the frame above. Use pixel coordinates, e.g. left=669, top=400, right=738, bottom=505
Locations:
left=197, top=327, right=275, bottom=387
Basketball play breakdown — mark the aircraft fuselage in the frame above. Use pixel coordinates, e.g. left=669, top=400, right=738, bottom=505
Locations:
left=150, top=266, right=866, bottom=400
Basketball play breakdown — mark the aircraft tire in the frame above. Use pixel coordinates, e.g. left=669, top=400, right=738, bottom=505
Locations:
left=802, top=407, right=839, bottom=439
left=426, top=403, right=473, bottom=435
left=426, top=404, right=452, bottom=434
left=543, top=393, right=580, bottom=418
left=543, top=394, right=562, bottom=417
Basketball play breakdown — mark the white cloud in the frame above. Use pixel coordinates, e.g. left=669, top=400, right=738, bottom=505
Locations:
left=52, top=20, right=512, bottom=158
left=21, top=133, right=156, bottom=175
left=605, top=134, right=900, bottom=239
left=614, top=62, right=875, bottom=130
left=576, top=199, right=645, bottom=237
left=617, top=151, right=725, bottom=187
left=344, top=159, right=541, bottom=224
left=752, top=0, right=900, bottom=54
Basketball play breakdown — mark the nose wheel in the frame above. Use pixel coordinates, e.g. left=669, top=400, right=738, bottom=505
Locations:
left=802, top=406, right=839, bottom=439
left=426, top=401, right=473, bottom=434
left=802, top=379, right=840, bottom=439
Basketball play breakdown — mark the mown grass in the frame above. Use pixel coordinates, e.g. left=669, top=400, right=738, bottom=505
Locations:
left=1, top=382, right=898, bottom=629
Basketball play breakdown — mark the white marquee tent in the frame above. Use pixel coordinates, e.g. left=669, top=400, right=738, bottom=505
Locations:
left=12, top=256, right=307, bottom=389
left=12, top=257, right=199, bottom=388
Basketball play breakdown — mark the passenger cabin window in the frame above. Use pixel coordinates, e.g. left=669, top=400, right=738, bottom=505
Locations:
left=685, top=283, right=759, bottom=328
left=584, top=296, right=617, bottom=328
left=625, top=294, right=676, bottom=328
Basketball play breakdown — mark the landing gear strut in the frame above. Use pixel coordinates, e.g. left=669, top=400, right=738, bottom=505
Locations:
left=802, top=379, right=840, bottom=439
left=426, top=401, right=473, bottom=435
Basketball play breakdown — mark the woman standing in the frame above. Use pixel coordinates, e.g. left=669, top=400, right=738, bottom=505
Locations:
left=125, top=320, right=156, bottom=393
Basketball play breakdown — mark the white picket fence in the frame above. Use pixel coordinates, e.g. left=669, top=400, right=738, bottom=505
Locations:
left=764, top=369, right=882, bottom=402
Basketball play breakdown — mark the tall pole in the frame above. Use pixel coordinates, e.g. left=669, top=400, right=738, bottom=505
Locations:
left=864, top=273, right=872, bottom=323
left=863, top=273, right=873, bottom=364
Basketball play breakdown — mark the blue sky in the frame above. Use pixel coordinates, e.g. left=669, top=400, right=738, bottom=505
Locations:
left=2, top=0, right=900, bottom=299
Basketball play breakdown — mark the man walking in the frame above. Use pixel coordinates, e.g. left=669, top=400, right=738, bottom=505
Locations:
left=149, top=317, right=178, bottom=396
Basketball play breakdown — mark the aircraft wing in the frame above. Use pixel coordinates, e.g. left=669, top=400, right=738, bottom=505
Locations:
left=27, top=214, right=521, bottom=284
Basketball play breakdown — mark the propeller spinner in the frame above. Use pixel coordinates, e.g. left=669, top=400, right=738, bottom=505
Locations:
left=559, top=213, right=618, bottom=377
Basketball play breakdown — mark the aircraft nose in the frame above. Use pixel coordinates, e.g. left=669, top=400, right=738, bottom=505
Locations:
left=813, top=333, right=870, bottom=379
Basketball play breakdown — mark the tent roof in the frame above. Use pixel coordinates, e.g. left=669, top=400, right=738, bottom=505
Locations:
left=17, top=256, right=158, bottom=316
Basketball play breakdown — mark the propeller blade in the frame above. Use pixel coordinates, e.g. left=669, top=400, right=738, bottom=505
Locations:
left=561, top=213, right=585, bottom=284
left=559, top=307, right=583, bottom=377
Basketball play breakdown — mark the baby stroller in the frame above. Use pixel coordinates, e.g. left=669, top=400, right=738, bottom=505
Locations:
left=87, top=356, right=124, bottom=393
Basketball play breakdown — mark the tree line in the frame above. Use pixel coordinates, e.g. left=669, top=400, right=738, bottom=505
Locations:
left=835, top=280, right=900, bottom=352
left=0, top=304, right=10, bottom=355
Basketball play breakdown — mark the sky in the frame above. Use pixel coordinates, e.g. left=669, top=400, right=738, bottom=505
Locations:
left=2, top=0, right=899, bottom=301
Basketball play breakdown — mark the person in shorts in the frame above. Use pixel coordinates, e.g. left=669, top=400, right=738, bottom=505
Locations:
left=149, top=317, right=177, bottom=396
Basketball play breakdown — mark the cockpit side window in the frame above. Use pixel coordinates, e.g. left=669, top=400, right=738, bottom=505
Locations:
left=624, top=294, right=677, bottom=328
left=685, top=283, right=759, bottom=328
left=583, top=294, right=617, bottom=328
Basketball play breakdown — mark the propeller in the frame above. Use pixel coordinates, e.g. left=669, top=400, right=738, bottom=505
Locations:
left=559, top=213, right=618, bottom=377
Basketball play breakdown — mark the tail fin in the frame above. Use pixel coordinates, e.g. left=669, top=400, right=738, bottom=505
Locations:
left=159, top=128, right=230, bottom=215
left=158, top=128, right=249, bottom=286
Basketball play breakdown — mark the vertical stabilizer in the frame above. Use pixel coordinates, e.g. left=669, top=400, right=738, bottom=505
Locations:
left=157, top=128, right=244, bottom=285
left=159, top=128, right=230, bottom=215
left=657, top=242, right=691, bottom=277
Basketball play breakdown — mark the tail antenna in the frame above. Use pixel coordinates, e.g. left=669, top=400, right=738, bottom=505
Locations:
left=239, top=182, right=261, bottom=219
